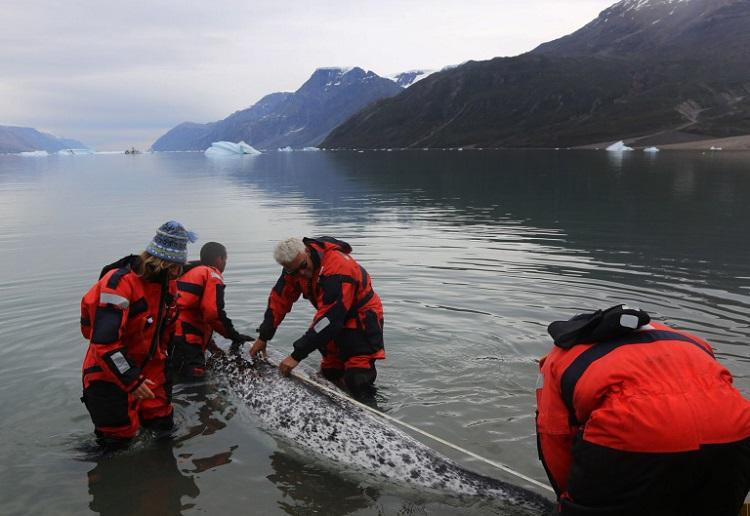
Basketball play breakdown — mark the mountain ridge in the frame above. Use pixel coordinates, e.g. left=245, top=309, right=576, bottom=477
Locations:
left=323, top=0, right=750, bottom=149
left=0, top=125, right=87, bottom=153
left=151, top=67, right=403, bottom=151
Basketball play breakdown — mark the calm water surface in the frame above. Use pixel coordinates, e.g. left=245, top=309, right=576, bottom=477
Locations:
left=0, top=150, right=748, bottom=515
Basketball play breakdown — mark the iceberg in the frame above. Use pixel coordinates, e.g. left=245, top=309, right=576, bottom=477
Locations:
left=277, top=146, right=293, bottom=152
left=301, top=147, right=320, bottom=152
left=643, top=147, right=660, bottom=153
left=58, top=148, right=95, bottom=155
left=204, top=141, right=261, bottom=157
left=709, top=146, right=723, bottom=151
left=606, top=141, right=634, bottom=152
left=19, top=150, right=49, bottom=157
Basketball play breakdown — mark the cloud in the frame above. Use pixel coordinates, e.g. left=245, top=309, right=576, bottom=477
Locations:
left=0, top=0, right=615, bottom=149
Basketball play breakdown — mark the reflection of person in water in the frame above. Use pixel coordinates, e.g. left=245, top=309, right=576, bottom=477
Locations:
left=87, top=441, right=199, bottom=516
left=268, top=450, right=379, bottom=515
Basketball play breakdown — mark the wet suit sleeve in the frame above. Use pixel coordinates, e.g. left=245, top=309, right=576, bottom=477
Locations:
left=200, top=270, right=242, bottom=341
left=536, top=354, right=576, bottom=497
left=258, top=272, right=302, bottom=341
left=88, top=281, right=145, bottom=392
left=290, top=257, right=357, bottom=362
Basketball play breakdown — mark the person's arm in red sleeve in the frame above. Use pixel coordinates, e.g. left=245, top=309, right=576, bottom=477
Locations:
left=289, top=260, right=357, bottom=362
left=257, top=273, right=302, bottom=342
left=200, top=269, right=249, bottom=341
left=536, top=353, right=577, bottom=497
left=88, top=282, right=147, bottom=393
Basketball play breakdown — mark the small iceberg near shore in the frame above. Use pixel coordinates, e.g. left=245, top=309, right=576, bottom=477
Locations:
left=19, top=150, right=49, bottom=157
left=205, top=141, right=261, bottom=157
left=709, top=146, right=723, bottom=151
left=606, top=141, right=634, bottom=152
left=277, top=146, right=293, bottom=152
left=643, top=147, right=660, bottom=153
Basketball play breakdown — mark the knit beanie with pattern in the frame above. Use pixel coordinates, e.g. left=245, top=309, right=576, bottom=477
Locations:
left=145, top=220, right=198, bottom=264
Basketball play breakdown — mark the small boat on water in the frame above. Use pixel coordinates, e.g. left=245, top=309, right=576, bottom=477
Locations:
left=124, top=147, right=141, bottom=154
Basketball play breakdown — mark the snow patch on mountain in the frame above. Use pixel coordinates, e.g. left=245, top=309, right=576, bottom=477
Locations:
left=389, top=70, right=436, bottom=88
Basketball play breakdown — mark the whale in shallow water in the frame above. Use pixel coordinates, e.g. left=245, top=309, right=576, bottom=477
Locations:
left=208, top=348, right=554, bottom=515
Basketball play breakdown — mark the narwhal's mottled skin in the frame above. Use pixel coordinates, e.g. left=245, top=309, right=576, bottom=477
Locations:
left=209, top=348, right=554, bottom=515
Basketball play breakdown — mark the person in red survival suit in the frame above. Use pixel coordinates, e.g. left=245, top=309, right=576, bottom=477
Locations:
left=249, top=237, right=385, bottom=400
left=80, top=221, right=197, bottom=447
left=536, top=304, right=750, bottom=516
left=170, top=241, right=253, bottom=381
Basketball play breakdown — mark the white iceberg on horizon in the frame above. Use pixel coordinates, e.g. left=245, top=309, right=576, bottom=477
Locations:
left=277, top=146, right=294, bottom=152
left=205, top=141, right=261, bottom=157
left=19, top=150, right=49, bottom=157
left=709, top=146, right=723, bottom=151
left=58, top=148, right=95, bottom=155
left=606, top=141, right=634, bottom=152
left=301, top=147, right=320, bottom=152
left=643, top=147, right=660, bottom=153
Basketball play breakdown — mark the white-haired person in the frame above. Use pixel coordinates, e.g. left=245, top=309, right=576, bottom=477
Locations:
left=250, top=237, right=385, bottom=401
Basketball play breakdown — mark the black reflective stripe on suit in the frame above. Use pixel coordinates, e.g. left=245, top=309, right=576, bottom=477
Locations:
left=181, top=321, right=203, bottom=337
left=106, top=267, right=130, bottom=289
left=177, top=281, right=204, bottom=297
left=561, top=330, right=715, bottom=426
left=129, top=297, right=148, bottom=317
left=214, top=284, right=240, bottom=340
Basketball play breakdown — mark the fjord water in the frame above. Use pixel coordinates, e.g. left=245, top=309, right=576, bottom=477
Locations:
left=0, top=150, right=748, bottom=515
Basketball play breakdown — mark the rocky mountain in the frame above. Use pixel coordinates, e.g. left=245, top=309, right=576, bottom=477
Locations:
left=534, top=0, right=746, bottom=59
left=152, top=68, right=402, bottom=151
left=323, top=0, right=750, bottom=149
left=0, top=125, right=87, bottom=153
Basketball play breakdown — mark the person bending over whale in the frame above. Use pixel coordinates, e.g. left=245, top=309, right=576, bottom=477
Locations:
left=536, top=305, right=750, bottom=516
left=170, top=241, right=253, bottom=381
left=250, top=237, right=385, bottom=400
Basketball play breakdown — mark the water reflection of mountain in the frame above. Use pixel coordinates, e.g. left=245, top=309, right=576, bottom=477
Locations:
left=219, top=151, right=750, bottom=294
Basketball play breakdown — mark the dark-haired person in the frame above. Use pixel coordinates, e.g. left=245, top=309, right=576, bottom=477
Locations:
left=536, top=305, right=750, bottom=516
left=170, top=241, right=253, bottom=380
left=249, top=237, right=385, bottom=401
left=80, top=221, right=197, bottom=447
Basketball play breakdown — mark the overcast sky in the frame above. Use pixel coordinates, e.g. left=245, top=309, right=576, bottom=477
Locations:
left=0, top=0, right=615, bottom=150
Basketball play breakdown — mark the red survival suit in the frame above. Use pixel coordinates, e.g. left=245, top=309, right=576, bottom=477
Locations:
left=170, top=262, right=245, bottom=378
left=258, top=237, right=385, bottom=395
left=537, top=306, right=750, bottom=516
left=80, top=256, right=177, bottom=441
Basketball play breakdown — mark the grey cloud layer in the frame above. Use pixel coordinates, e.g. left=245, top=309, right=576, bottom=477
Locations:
left=0, top=0, right=614, bottom=149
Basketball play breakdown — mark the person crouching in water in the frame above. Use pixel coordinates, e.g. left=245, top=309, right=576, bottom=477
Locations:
left=250, top=237, right=385, bottom=401
left=170, top=242, right=253, bottom=381
left=80, top=221, right=196, bottom=447
left=536, top=305, right=750, bottom=516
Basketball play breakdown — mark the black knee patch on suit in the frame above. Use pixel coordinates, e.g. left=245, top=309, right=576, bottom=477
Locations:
left=321, top=368, right=344, bottom=383
left=344, top=368, right=377, bottom=400
left=141, top=413, right=174, bottom=434
left=82, top=381, right=130, bottom=428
